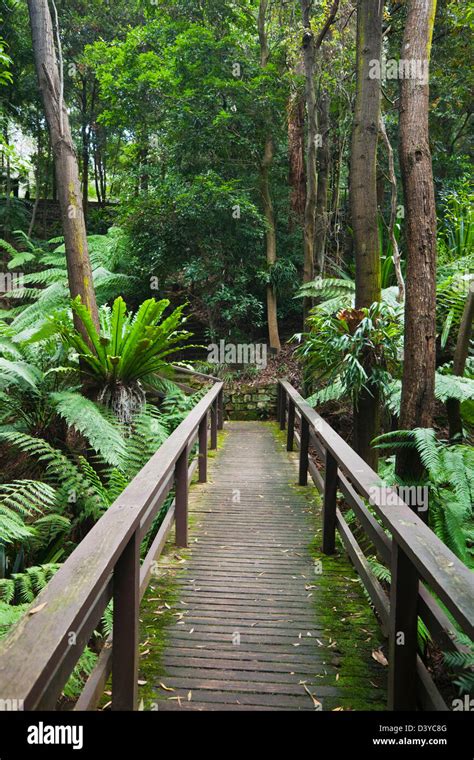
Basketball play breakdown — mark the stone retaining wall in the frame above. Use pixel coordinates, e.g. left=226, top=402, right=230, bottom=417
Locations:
left=224, top=383, right=277, bottom=420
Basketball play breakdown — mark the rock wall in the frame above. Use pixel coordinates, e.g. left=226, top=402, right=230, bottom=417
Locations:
left=224, top=383, right=277, bottom=420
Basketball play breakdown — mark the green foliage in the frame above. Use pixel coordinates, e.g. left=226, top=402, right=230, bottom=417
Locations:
left=373, top=429, right=474, bottom=567
left=443, top=633, right=474, bottom=696
left=0, top=229, right=138, bottom=339
left=296, top=300, right=403, bottom=406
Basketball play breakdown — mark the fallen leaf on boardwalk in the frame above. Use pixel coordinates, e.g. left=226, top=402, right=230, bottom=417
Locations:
left=189, top=628, right=195, bottom=634
left=104, top=690, right=112, bottom=696
left=138, top=699, right=145, bottom=711
left=302, top=683, right=322, bottom=710
left=140, top=649, right=150, bottom=657
left=137, top=680, right=147, bottom=686
left=316, top=639, right=324, bottom=647
left=372, top=649, right=388, bottom=666
left=336, top=673, right=340, bottom=681
left=168, top=696, right=182, bottom=707
left=28, top=602, right=47, bottom=615
left=188, top=691, right=192, bottom=701
left=293, top=643, right=300, bottom=647
left=102, top=701, right=112, bottom=710
left=159, top=682, right=175, bottom=692
left=164, top=602, right=171, bottom=609
left=370, top=681, right=379, bottom=688
left=332, top=706, right=344, bottom=711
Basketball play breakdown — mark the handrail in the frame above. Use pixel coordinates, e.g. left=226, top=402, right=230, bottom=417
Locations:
left=278, top=379, right=474, bottom=711
left=0, top=382, right=224, bottom=711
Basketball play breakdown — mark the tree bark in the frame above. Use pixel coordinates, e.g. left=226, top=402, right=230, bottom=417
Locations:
left=288, top=87, right=306, bottom=225
left=350, top=0, right=383, bottom=309
left=446, top=288, right=474, bottom=441
left=379, top=115, right=405, bottom=301
left=300, top=0, right=317, bottom=325
left=396, top=0, right=438, bottom=481
left=314, top=92, right=330, bottom=276
left=349, top=0, right=383, bottom=470
left=27, top=0, right=99, bottom=334
left=258, top=0, right=281, bottom=352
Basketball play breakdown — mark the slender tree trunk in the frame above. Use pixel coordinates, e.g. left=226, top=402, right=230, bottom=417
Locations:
left=350, top=0, right=383, bottom=308
left=446, top=288, right=474, bottom=441
left=300, top=0, right=317, bottom=324
left=27, top=0, right=99, bottom=333
left=258, top=0, right=281, bottom=352
left=314, top=92, right=330, bottom=276
left=396, top=0, right=438, bottom=481
left=28, top=116, right=42, bottom=238
left=349, top=0, right=383, bottom=469
left=80, top=77, right=90, bottom=225
left=379, top=115, right=405, bottom=301
left=288, top=87, right=306, bottom=226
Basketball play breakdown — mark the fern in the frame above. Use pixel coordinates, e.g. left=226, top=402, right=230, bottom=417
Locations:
left=373, top=430, right=474, bottom=567
left=50, top=391, right=126, bottom=467
left=443, top=633, right=474, bottom=696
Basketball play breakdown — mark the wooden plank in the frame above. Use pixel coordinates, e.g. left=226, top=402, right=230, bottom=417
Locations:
left=143, top=420, right=386, bottom=712
left=388, top=541, right=418, bottom=710
left=112, top=531, right=140, bottom=710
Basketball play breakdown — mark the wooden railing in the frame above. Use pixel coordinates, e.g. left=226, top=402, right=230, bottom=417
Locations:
left=0, top=381, right=224, bottom=711
left=278, top=380, right=474, bottom=711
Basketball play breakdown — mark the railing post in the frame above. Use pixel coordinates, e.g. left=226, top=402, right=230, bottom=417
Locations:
left=198, top=414, right=208, bottom=483
left=217, top=388, right=224, bottom=430
left=388, top=541, right=419, bottom=710
left=298, top=416, right=309, bottom=485
left=112, top=529, right=140, bottom=711
left=280, top=388, right=286, bottom=430
left=210, top=399, right=217, bottom=450
left=175, top=444, right=189, bottom=547
left=322, top=450, right=338, bottom=554
left=277, top=382, right=282, bottom=421
left=287, top=399, right=295, bottom=451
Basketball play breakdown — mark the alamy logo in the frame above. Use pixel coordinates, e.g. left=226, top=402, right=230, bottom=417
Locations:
left=27, top=722, right=83, bottom=750
left=207, top=340, right=267, bottom=369
left=452, top=695, right=474, bottom=711
left=368, top=485, right=429, bottom=512
left=0, top=271, right=24, bottom=293
left=0, top=697, right=24, bottom=710
left=369, top=57, right=429, bottom=85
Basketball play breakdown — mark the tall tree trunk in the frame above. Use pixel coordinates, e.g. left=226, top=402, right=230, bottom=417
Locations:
left=300, top=0, right=339, bottom=324
left=300, top=0, right=317, bottom=325
left=349, top=0, right=383, bottom=469
left=288, top=87, right=306, bottom=226
left=396, top=0, right=438, bottom=481
left=27, top=0, right=99, bottom=334
left=314, top=92, right=330, bottom=276
left=379, top=115, right=405, bottom=302
left=446, top=289, right=473, bottom=441
left=258, top=0, right=281, bottom=352
left=80, top=76, right=92, bottom=225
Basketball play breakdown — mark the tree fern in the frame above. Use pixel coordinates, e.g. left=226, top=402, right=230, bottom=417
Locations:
left=50, top=391, right=126, bottom=468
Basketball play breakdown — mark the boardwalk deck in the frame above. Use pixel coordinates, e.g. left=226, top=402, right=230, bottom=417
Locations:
left=138, top=421, right=387, bottom=711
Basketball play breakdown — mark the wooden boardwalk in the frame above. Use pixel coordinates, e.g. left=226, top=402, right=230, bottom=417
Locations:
left=138, top=421, right=387, bottom=711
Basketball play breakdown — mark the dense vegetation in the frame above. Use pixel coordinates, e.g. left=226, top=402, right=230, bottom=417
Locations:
left=0, top=0, right=472, bottom=703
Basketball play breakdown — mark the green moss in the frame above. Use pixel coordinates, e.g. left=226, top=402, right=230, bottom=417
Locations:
left=269, top=422, right=387, bottom=711
left=134, top=422, right=387, bottom=712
